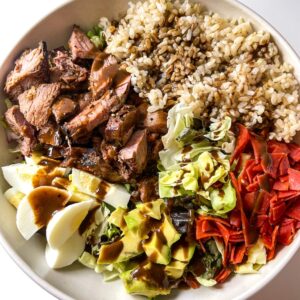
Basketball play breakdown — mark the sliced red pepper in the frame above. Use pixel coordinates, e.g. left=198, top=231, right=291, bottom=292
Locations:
left=279, top=155, right=290, bottom=176
left=246, top=181, right=259, bottom=192
left=286, top=200, right=300, bottom=221
left=277, top=190, right=300, bottom=200
left=230, top=172, right=252, bottom=246
left=268, top=141, right=290, bottom=154
left=288, top=168, right=300, bottom=190
left=185, top=273, right=200, bottom=289
left=289, top=144, right=300, bottom=162
left=230, top=124, right=250, bottom=165
left=243, top=191, right=258, bottom=213
left=229, top=209, right=242, bottom=228
left=258, top=174, right=271, bottom=192
left=279, top=175, right=289, bottom=183
left=250, top=134, right=273, bottom=174
left=215, top=268, right=232, bottom=283
left=269, top=153, right=285, bottom=178
left=270, top=202, right=286, bottom=224
left=229, top=230, right=244, bottom=243
left=278, top=219, right=296, bottom=245
left=267, top=225, right=279, bottom=261
left=230, top=244, right=246, bottom=264
left=255, top=214, right=268, bottom=228
left=273, top=180, right=289, bottom=191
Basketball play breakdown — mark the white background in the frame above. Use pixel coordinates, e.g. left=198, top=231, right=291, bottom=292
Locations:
left=0, top=0, right=300, bottom=299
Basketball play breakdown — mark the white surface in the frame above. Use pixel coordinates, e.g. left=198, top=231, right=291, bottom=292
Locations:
left=0, top=0, right=299, bottom=300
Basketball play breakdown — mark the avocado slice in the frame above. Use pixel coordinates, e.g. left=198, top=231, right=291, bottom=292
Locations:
left=142, top=231, right=171, bottom=265
left=98, top=231, right=143, bottom=264
left=124, top=208, right=149, bottom=237
left=160, top=214, right=181, bottom=247
left=120, top=262, right=171, bottom=298
left=165, top=260, right=187, bottom=279
left=136, top=199, right=164, bottom=220
left=107, top=207, right=127, bottom=231
left=172, top=241, right=196, bottom=262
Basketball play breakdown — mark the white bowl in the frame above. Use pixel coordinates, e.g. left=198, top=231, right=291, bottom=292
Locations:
left=0, top=0, right=299, bottom=299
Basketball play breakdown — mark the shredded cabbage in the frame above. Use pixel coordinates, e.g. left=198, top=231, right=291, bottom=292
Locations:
left=235, top=239, right=267, bottom=274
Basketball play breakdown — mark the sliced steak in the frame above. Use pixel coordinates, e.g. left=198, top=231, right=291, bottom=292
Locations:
left=118, top=129, right=148, bottom=176
left=38, top=121, right=62, bottom=146
left=141, top=110, right=167, bottom=134
left=100, top=140, right=118, bottom=161
left=105, top=105, right=137, bottom=146
left=76, top=92, right=94, bottom=111
left=113, top=70, right=131, bottom=102
left=4, top=105, right=36, bottom=156
left=138, top=177, right=159, bottom=203
left=90, top=53, right=118, bottom=99
left=50, top=50, right=88, bottom=90
left=60, top=147, right=123, bottom=182
left=52, top=96, right=77, bottom=123
left=18, top=83, right=60, bottom=128
left=5, top=41, right=49, bottom=100
left=68, top=25, right=99, bottom=60
left=64, top=92, right=121, bottom=141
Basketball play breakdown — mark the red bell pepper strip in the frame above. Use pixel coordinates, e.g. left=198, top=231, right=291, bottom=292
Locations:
left=230, top=124, right=250, bottom=165
left=230, top=172, right=252, bottom=246
left=288, top=168, right=300, bottom=190
left=286, top=200, right=300, bottom=221
left=278, top=219, right=296, bottom=245
left=215, top=268, right=232, bottom=283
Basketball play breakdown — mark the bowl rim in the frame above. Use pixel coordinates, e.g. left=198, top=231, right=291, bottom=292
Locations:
left=0, top=0, right=299, bottom=300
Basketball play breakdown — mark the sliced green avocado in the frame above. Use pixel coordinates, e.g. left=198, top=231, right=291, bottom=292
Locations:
left=172, top=241, right=196, bottom=263
left=165, top=260, right=187, bottom=279
left=160, top=214, right=181, bottom=247
left=120, top=262, right=171, bottom=298
left=136, top=199, right=164, bottom=220
left=124, top=208, right=148, bottom=237
left=142, top=231, right=171, bottom=265
left=98, top=231, right=143, bottom=264
left=107, top=207, right=127, bottom=231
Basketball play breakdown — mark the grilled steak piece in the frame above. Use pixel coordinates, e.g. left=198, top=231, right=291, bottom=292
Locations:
left=100, top=140, right=118, bottom=161
left=113, top=70, right=131, bottom=102
left=64, top=92, right=121, bottom=141
left=77, top=92, right=94, bottom=111
left=141, top=110, right=167, bottom=134
left=60, top=147, right=123, bottom=182
left=138, top=177, right=159, bottom=203
left=68, top=25, right=99, bottom=60
left=118, top=129, right=148, bottom=176
left=5, top=41, right=49, bottom=100
left=52, top=96, right=77, bottom=123
left=50, top=50, right=88, bottom=90
left=18, top=83, right=61, bottom=128
left=90, top=53, right=118, bottom=99
left=4, top=105, right=36, bottom=156
left=105, top=105, right=137, bottom=146
left=38, top=121, right=62, bottom=146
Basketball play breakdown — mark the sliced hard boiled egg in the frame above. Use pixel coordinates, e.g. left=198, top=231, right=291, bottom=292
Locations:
left=70, top=168, right=130, bottom=208
left=46, top=200, right=95, bottom=249
left=4, top=187, right=25, bottom=208
left=16, top=186, right=71, bottom=240
left=17, top=196, right=41, bottom=240
left=2, top=163, right=44, bottom=194
left=45, top=231, right=85, bottom=269
left=103, top=184, right=130, bottom=209
left=70, top=168, right=101, bottom=197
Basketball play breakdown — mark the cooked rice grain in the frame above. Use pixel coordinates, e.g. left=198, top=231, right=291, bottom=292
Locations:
left=102, top=0, right=300, bottom=142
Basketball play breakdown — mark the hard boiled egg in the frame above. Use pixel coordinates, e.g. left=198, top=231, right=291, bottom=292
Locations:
left=45, top=230, right=85, bottom=269
left=2, top=163, right=44, bottom=194
left=103, top=184, right=130, bottom=208
left=16, top=186, right=71, bottom=240
left=46, top=200, right=95, bottom=249
left=4, top=187, right=25, bottom=208
left=70, top=168, right=130, bottom=208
